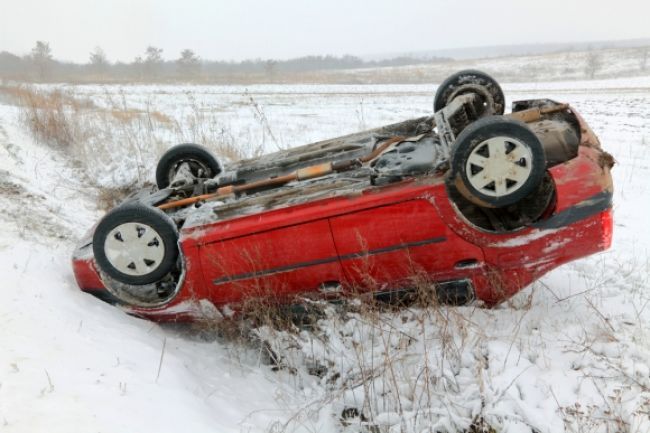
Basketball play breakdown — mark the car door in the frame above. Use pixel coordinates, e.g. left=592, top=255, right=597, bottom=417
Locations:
left=199, top=219, right=343, bottom=305
left=329, top=198, right=484, bottom=292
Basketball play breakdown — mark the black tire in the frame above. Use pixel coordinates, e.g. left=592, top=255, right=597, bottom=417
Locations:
left=434, top=70, right=505, bottom=116
left=93, top=203, right=179, bottom=285
left=155, top=143, right=222, bottom=189
left=448, top=116, right=546, bottom=208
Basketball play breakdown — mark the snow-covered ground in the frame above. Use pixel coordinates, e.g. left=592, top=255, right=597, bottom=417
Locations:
left=0, top=77, right=649, bottom=432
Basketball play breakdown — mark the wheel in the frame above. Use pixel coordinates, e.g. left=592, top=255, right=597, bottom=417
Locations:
left=434, top=69, right=505, bottom=116
left=448, top=116, right=546, bottom=208
left=155, top=143, right=222, bottom=189
left=92, top=203, right=179, bottom=285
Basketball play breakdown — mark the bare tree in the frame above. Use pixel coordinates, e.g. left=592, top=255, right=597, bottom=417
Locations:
left=176, top=49, right=200, bottom=77
left=265, top=59, right=277, bottom=79
left=132, top=56, right=145, bottom=80
left=144, top=46, right=163, bottom=77
left=585, top=52, right=602, bottom=79
left=31, top=40, right=53, bottom=81
left=89, top=46, right=109, bottom=75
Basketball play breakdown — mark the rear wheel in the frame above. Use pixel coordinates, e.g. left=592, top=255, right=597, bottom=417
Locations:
left=155, top=143, right=222, bottom=189
left=448, top=116, right=546, bottom=208
left=434, top=69, right=505, bottom=116
left=93, top=203, right=179, bottom=285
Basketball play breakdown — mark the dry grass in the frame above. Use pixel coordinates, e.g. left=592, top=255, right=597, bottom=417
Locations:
left=170, top=93, right=265, bottom=161
left=183, top=265, right=649, bottom=433
left=9, top=86, right=93, bottom=148
left=180, top=275, right=502, bottom=433
left=94, top=185, right=140, bottom=211
left=2, top=85, right=266, bottom=197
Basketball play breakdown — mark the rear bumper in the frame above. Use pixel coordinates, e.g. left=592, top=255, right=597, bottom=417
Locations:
left=473, top=206, right=612, bottom=304
left=474, top=133, right=614, bottom=303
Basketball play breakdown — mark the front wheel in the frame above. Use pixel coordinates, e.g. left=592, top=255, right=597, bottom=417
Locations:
left=448, top=116, right=546, bottom=208
left=92, top=203, right=179, bottom=285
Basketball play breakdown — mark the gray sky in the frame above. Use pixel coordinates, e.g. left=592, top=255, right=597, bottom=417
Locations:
left=1, top=0, right=649, bottom=62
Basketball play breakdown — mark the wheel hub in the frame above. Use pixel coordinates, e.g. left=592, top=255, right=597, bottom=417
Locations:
left=104, top=222, right=166, bottom=276
left=447, top=83, right=496, bottom=117
left=167, top=159, right=211, bottom=187
left=465, top=136, right=533, bottom=198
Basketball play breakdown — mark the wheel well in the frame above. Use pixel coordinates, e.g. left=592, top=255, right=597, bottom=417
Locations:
left=447, top=172, right=556, bottom=233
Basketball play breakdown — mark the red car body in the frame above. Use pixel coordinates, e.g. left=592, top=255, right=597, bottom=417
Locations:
left=72, top=110, right=613, bottom=321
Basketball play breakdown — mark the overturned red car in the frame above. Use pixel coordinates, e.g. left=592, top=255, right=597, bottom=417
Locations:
left=72, top=70, right=614, bottom=321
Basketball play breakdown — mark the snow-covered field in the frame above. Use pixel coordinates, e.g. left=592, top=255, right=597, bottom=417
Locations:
left=0, top=78, right=649, bottom=432
left=328, top=46, right=650, bottom=84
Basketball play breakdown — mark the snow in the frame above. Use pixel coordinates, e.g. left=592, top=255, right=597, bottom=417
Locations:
left=332, top=46, right=650, bottom=84
left=1, top=78, right=649, bottom=432
left=0, top=103, right=300, bottom=432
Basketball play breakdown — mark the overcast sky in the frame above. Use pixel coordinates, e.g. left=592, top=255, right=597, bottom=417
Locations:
left=1, top=0, right=649, bottom=62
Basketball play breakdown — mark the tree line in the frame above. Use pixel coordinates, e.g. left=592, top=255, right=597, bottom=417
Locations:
left=0, top=41, right=451, bottom=83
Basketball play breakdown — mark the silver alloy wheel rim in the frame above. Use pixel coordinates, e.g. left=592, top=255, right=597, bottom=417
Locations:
left=465, top=136, right=533, bottom=198
left=104, top=222, right=166, bottom=276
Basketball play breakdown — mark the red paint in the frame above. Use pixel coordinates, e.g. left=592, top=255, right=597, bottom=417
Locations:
left=72, top=257, right=104, bottom=291
left=329, top=199, right=484, bottom=291
left=199, top=219, right=343, bottom=304
left=72, top=113, right=614, bottom=321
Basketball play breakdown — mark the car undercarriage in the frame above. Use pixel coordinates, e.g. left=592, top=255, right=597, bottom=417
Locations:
left=72, top=70, right=614, bottom=318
